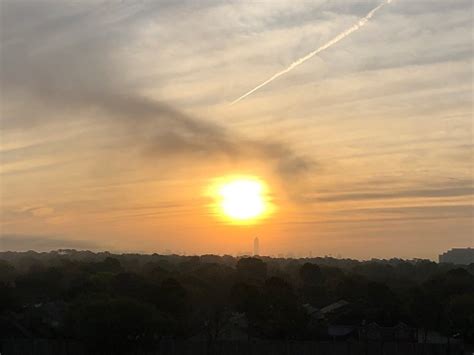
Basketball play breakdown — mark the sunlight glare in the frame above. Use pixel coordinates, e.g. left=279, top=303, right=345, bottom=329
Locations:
left=212, top=177, right=270, bottom=223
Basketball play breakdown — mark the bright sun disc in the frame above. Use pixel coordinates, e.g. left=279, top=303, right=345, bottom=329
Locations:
left=214, top=178, right=269, bottom=222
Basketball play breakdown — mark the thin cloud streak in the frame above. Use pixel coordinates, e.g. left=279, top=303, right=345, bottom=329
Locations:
left=314, top=186, right=474, bottom=202
left=0, top=234, right=100, bottom=252
left=231, top=0, right=392, bottom=105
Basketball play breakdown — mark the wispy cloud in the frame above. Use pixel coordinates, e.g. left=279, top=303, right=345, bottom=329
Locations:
left=231, top=0, right=392, bottom=104
left=0, top=0, right=313, bottom=182
left=0, top=0, right=472, bottom=258
left=0, top=234, right=100, bottom=252
left=315, top=186, right=474, bottom=202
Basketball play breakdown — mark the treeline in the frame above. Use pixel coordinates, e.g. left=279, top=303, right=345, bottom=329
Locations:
left=0, top=250, right=473, bottom=353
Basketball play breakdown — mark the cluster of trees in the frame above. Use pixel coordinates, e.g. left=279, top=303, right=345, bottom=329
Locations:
left=0, top=250, right=473, bottom=353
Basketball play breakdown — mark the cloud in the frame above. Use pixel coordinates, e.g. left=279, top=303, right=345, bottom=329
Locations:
left=231, top=0, right=391, bottom=104
left=284, top=204, right=474, bottom=227
left=346, top=204, right=474, bottom=218
left=0, top=234, right=100, bottom=252
left=0, top=0, right=313, bottom=182
left=0, top=0, right=471, bottom=259
left=1, top=205, right=55, bottom=221
left=314, top=186, right=474, bottom=202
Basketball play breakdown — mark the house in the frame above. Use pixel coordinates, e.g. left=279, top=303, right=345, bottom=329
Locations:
left=359, top=322, right=417, bottom=342
left=328, top=325, right=357, bottom=339
left=304, top=300, right=350, bottom=321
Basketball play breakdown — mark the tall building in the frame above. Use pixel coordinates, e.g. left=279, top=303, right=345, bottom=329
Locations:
left=253, top=237, right=260, bottom=256
left=439, top=248, right=474, bottom=265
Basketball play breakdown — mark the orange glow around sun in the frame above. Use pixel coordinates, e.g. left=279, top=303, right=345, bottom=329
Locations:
left=208, top=176, right=272, bottom=224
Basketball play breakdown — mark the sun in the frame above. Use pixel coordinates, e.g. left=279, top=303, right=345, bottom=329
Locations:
left=219, top=180, right=264, bottom=220
left=210, top=177, right=271, bottom=223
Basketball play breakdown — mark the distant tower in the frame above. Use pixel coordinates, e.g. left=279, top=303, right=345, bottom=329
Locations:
left=253, top=237, right=260, bottom=256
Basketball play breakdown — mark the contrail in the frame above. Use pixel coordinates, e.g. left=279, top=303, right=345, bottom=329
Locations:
left=231, top=0, right=392, bottom=105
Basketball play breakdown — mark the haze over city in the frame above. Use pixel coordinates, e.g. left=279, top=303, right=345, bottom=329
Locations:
left=1, top=0, right=473, bottom=260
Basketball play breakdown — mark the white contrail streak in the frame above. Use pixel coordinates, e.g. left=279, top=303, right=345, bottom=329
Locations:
left=231, top=0, right=392, bottom=105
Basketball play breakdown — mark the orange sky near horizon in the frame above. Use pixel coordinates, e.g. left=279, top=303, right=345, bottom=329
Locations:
left=1, top=0, right=472, bottom=260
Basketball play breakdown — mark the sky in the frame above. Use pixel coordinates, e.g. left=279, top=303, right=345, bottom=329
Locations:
left=0, top=0, right=472, bottom=260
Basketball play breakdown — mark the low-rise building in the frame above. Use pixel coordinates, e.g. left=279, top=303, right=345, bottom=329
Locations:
left=439, top=248, right=474, bottom=264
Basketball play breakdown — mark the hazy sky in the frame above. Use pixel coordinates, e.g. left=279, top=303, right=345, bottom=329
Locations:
left=1, top=0, right=472, bottom=259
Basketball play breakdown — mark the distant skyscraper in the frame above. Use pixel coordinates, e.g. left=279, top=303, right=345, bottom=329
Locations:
left=253, top=237, right=260, bottom=256
left=439, top=248, right=474, bottom=264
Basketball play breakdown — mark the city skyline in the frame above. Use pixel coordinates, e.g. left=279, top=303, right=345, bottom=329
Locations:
left=2, top=232, right=472, bottom=263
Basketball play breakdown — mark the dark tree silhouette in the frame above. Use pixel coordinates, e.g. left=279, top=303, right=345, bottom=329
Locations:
left=0, top=250, right=472, bottom=352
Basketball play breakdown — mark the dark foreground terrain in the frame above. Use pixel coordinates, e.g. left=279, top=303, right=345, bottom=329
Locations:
left=0, top=250, right=473, bottom=354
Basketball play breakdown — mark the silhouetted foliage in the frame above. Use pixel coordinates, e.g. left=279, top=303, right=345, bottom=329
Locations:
left=236, top=257, right=267, bottom=282
left=0, top=250, right=473, bottom=351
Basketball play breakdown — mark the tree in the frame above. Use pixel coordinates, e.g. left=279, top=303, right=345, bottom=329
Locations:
left=67, top=298, right=165, bottom=353
left=299, top=263, right=323, bottom=285
left=262, top=277, right=307, bottom=339
left=236, top=258, right=267, bottom=282
left=0, top=282, right=17, bottom=314
left=445, top=294, right=474, bottom=343
left=0, top=260, right=16, bottom=283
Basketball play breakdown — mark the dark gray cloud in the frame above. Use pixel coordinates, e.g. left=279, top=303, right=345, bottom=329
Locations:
left=0, top=0, right=313, bottom=180
left=314, top=186, right=474, bottom=202
left=346, top=204, right=474, bottom=217
left=0, top=234, right=100, bottom=252
left=282, top=204, right=473, bottom=227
